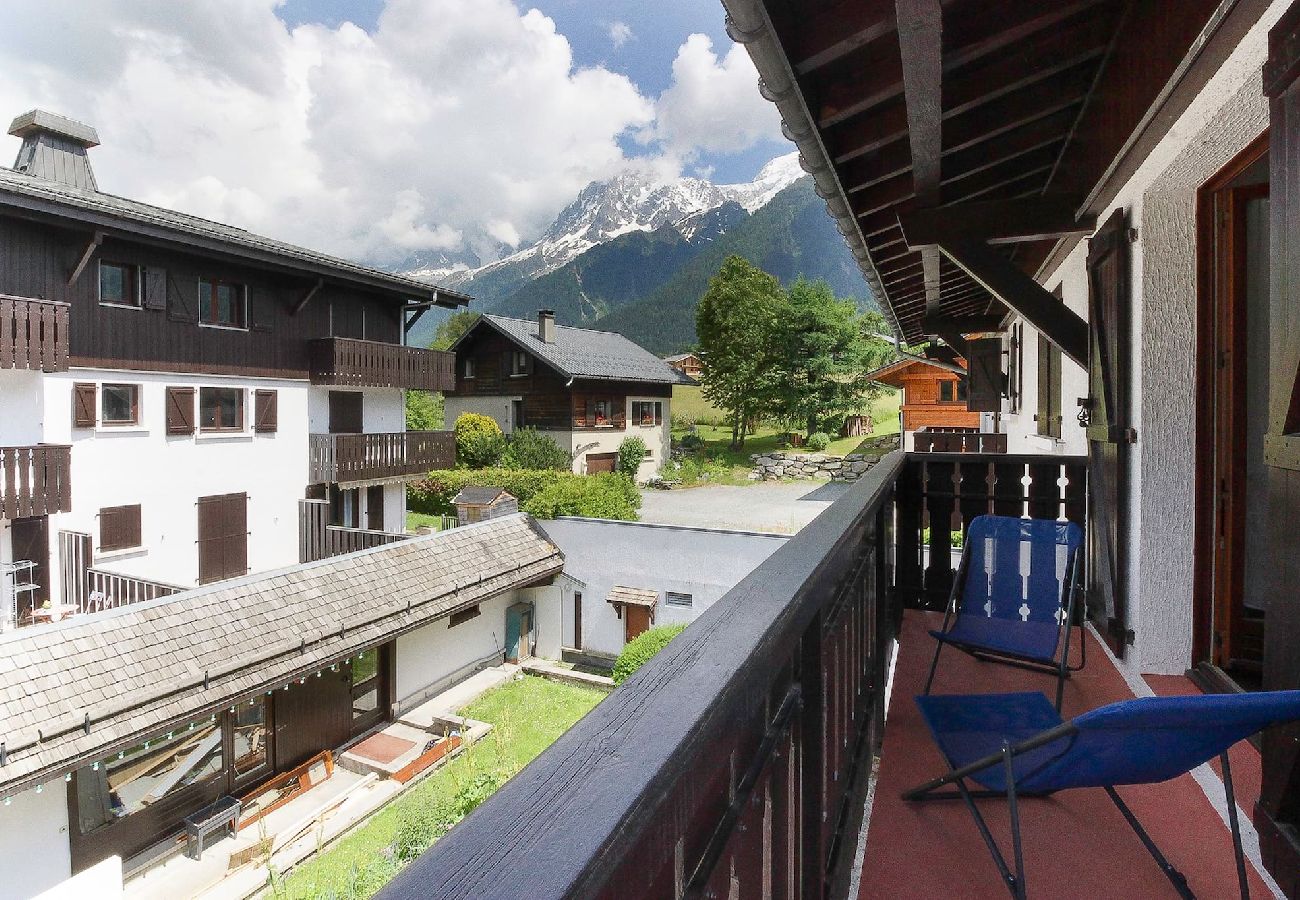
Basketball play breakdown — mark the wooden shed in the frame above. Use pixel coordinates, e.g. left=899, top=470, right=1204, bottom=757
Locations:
left=452, top=487, right=519, bottom=526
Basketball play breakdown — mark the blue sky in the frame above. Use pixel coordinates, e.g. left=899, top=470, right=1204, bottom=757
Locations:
left=276, top=0, right=785, bottom=183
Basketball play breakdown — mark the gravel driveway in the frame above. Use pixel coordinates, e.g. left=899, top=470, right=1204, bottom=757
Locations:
left=638, top=480, right=852, bottom=534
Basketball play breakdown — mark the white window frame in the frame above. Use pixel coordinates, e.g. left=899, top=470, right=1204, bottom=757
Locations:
left=464, top=357, right=476, bottom=379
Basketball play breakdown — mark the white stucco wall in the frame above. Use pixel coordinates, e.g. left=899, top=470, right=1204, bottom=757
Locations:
left=443, top=395, right=515, bottom=435
left=38, top=369, right=308, bottom=593
left=0, top=370, right=45, bottom=448
left=518, top=582, right=563, bottom=661
left=0, top=777, right=73, bottom=900
left=306, top=385, right=405, bottom=435
left=394, top=590, right=517, bottom=710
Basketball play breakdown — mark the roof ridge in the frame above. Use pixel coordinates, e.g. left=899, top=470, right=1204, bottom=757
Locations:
left=485, top=312, right=629, bottom=337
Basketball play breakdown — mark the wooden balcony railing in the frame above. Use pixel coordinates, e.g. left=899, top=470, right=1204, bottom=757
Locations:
left=0, top=295, right=69, bottom=373
left=308, top=431, right=455, bottom=484
left=308, top=337, right=455, bottom=391
left=379, top=450, right=1087, bottom=900
left=298, top=499, right=412, bottom=562
left=1, top=445, right=72, bottom=519
left=914, top=426, right=1009, bottom=454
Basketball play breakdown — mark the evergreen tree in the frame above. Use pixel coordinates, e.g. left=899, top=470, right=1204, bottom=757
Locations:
left=430, top=310, right=480, bottom=350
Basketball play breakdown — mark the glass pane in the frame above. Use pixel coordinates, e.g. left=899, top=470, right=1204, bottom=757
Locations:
left=78, top=718, right=223, bottom=830
left=351, top=648, right=379, bottom=685
left=232, top=700, right=268, bottom=776
left=353, top=685, right=379, bottom=719
left=101, top=385, right=135, bottom=423
left=198, top=279, right=212, bottom=323
left=100, top=264, right=127, bottom=304
left=200, top=388, right=243, bottom=430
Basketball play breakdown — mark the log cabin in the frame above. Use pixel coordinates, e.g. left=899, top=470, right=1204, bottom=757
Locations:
left=868, top=355, right=985, bottom=450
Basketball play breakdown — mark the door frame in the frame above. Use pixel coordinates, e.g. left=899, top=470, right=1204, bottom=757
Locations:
left=1192, top=129, right=1270, bottom=675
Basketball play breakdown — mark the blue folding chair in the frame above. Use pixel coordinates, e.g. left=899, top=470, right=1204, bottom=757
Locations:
left=903, top=690, right=1300, bottom=899
left=925, top=515, right=1086, bottom=711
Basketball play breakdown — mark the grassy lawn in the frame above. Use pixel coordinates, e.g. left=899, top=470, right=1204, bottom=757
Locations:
left=405, top=511, right=451, bottom=532
left=273, top=676, right=604, bottom=899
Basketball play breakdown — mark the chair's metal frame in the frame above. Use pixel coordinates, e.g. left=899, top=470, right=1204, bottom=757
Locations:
left=924, top=531, right=1086, bottom=711
left=901, top=724, right=1250, bottom=900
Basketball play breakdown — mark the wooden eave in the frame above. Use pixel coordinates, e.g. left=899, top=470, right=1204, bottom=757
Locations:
left=727, top=0, right=1248, bottom=347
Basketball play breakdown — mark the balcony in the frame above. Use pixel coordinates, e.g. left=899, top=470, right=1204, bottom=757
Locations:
left=308, top=431, right=454, bottom=484
left=308, top=337, right=455, bottom=391
left=1, top=444, right=71, bottom=518
left=0, top=294, right=69, bottom=373
left=914, top=426, right=1008, bottom=454
left=380, top=451, right=1262, bottom=899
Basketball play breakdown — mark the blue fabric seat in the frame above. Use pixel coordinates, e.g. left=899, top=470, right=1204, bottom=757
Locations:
left=905, top=689, right=1300, bottom=898
left=925, top=515, right=1085, bottom=710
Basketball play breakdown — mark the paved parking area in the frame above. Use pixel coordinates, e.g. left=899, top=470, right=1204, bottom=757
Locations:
left=638, top=480, right=851, bottom=534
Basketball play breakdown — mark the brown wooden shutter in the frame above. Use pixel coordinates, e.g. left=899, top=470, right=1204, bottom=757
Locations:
left=73, top=382, right=97, bottom=428
left=366, top=485, right=384, bottom=530
left=143, top=267, right=167, bottom=311
left=198, top=492, right=247, bottom=583
left=249, top=290, right=273, bottom=333
left=169, top=274, right=198, bottom=323
left=225, top=493, right=248, bottom=578
left=1085, top=207, right=1133, bottom=657
left=254, top=389, right=278, bottom=433
left=612, top=397, right=626, bottom=429
left=99, top=504, right=141, bottom=551
left=966, top=338, right=1003, bottom=412
left=166, top=386, right=195, bottom=435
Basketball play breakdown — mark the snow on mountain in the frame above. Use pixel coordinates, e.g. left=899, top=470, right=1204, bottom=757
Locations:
left=402, top=152, right=803, bottom=288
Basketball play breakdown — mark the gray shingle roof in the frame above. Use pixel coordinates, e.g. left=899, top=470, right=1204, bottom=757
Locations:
left=453, top=486, right=513, bottom=506
left=467, top=314, right=691, bottom=384
left=0, top=514, right=561, bottom=794
left=0, top=166, right=471, bottom=306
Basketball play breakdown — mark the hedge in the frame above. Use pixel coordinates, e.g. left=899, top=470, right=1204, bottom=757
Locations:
left=408, top=469, right=641, bottom=520
left=521, top=473, right=640, bottom=521
left=612, top=624, right=687, bottom=685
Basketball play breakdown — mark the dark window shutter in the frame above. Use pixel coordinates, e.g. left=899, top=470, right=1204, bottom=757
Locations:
left=612, top=397, right=626, bottom=428
left=168, top=274, right=198, bottom=323
left=99, top=504, right=141, bottom=551
left=366, top=485, right=385, bottom=530
left=198, top=492, right=247, bottom=583
left=249, top=290, right=272, bottom=333
left=1036, top=333, right=1054, bottom=436
left=225, top=493, right=248, bottom=578
left=143, top=267, right=167, bottom=311
left=166, top=386, right=195, bottom=435
left=73, top=382, right=97, bottom=428
left=966, top=338, right=1003, bottom=412
left=254, top=390, right=278, bottom=433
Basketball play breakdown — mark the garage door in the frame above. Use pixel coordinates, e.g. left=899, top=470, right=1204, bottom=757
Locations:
left=586, top=452, right=617, bottom=474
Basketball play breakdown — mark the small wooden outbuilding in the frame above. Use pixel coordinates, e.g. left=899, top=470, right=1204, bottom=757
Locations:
left=452, top=487, right=519, bottom=525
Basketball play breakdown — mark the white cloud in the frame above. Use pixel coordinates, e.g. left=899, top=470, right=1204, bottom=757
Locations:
left=639, top=33, right=783, bottom=170
left=0, top=5, right=783, bottom=271
left=608, top=21, right=632, bottom=49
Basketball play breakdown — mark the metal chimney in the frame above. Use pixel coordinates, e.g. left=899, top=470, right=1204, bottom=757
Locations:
left=538, top=309, right=556, bottom=344
left=8, top=110, right=100, bottom=190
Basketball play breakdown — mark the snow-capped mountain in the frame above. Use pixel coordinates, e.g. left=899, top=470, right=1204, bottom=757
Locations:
left=403, top=152, right=803, bottom=289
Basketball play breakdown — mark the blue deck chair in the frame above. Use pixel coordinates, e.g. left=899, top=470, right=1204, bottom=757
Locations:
left=903, top=690, right=1300, bottom=899
left=925, top=515, right=1086, bottom=711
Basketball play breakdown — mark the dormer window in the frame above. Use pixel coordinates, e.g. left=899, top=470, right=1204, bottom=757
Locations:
left=99, top=261, right=141, bottom=308
left=198, top=278, right=247, bottom=329
left=509, top=350, right=530, bottom=377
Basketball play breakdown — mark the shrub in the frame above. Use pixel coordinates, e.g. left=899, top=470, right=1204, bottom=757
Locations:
left=408, top=468, right=566, bottom=515
left=454, top=413, right=505, bottom=468
left=501, top=428, right=572, bottom=471
left=677, top=432, right=705, bottom=452
left=616, top=436, right=647, bottom=479
left=521, top=473, right=640, bottom=521
left=612, top=624, right=687, bottom=685
left=806, top=431, right=831, bottom=451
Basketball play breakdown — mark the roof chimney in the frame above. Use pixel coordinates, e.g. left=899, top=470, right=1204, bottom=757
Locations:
left=8, top=110, right=100, bottom=190
left=538, top=309, right=556, bottom=344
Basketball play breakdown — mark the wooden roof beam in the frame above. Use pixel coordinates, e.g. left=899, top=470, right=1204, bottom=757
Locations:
left=896, top=0, right=943, bottom=316
left=943, top=0, right=1110, bottom=71
left=938, top=239, right=1087, bottom=367
left=899, top=198, right=1097, bottom=248
left=921, top=312, right=1010, bottom=334
left=292, top=277, right=325, bottom=316
left=791, top=0, right=897, bottom=75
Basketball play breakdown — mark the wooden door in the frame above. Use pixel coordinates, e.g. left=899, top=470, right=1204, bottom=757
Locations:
left=10, top=516, right=48, bottom=620
left=625, top=605, right=651, bottom=643
left=273, top=666, right=352, bottom=772
left=328, top=391, right=363, bottom=434
left=197, top=493, right=248, bottom=584
left=366, top=485, right=385, bottom=531
left=574, top=591, right=583, bottom=650
left=586, top=452, right=617, bottom=474
left=1085, top=209, right=1133, bottom=657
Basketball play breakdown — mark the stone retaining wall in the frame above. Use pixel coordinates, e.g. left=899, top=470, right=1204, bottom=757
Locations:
left=748, top=435, right=900, bottom=481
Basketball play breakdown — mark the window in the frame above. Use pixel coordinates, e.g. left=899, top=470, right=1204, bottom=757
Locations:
left=665, top=591, right=693, bottom=608
left=100, top=383, right=139, bottom=425
left=632, top=400, right=663, bottom=426
left=449, top=604, right=481, bottom=628
left=957, top=380, right=968, bottom=402
left=99, top=504, right=142, bottom=551
left=593, top=399, right=611, bottom=427
left=512, top=399, right=525, bottom=429
left=98, top=261, right=140, bottom=307
left=232, top=698, right=269, bottom=779
left=464, top=357, right=476, bottom=378
left=509, top=350, right=530, bottom=376
left=198, top=278, right=247, bottom=328
left=350, top=647, right=383, bottom=727
left=199, top=387, right=244, bottom=432
left=76, top=715, right=223, bottom=833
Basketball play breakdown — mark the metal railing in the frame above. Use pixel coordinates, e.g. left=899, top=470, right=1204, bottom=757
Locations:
left=308, top=431, right=455, bottom=484
left=1, top=444, right=72, bottom=519
left=84, top=569, right=185, bottom=612
left=308, top=337, right=456, bottom=391
left=913, top=426, right=1009, bottom=454
left=379, top=450, right=1087, bottom=900
left=0, top=295, right=69, bottom=373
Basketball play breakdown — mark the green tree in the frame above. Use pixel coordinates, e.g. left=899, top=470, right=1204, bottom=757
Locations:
left=769, top=279, right=892, bottom=437
left=430, top=310, right=480, bottom=350
left=501, top=428, right=572, bottom=470
left=695, top=256, right=784, bottom=449
left=616, top=436, right=647, bottom=479
left=454, top=412, right=505, bottom=468
left=405, top=390, right=444, bottom=431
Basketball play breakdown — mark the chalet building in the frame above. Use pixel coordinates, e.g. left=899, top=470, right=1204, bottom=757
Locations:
left=663, top=351, right=702, bottom=381
left=0, top=109, right=570, bottom=895
left=391, top=3, right=1300, bottom=899
left=868, top=353, right=1003, bottom=452
left=444, top=311, right=689, bottom=481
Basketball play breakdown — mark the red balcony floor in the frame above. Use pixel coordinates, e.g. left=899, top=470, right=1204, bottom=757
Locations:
left=859, top=611, right=1272, bottom=899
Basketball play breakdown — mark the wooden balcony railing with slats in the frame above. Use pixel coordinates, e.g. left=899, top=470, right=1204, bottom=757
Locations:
left=1, top=445, right=72, bottom=519
left=914, top=426, right=1009, bottom=454
left=308, top=337, right=456, bottom=391
left=0, top=295, right=69, bottom=373
left=308, top=431, right=455, bottom=484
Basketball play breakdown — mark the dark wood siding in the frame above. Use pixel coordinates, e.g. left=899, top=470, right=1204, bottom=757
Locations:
left=197, top=493, right=248, bottom=584
left=0, top=215, right=404, bottom=377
